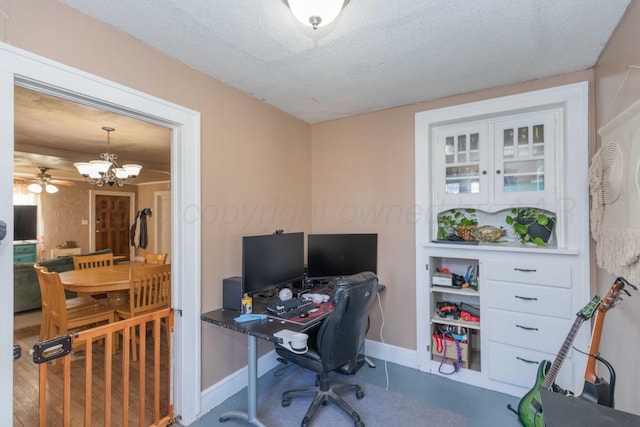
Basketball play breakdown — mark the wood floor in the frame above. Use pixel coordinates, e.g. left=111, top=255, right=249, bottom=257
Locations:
left=13, top=321, right=171, bottom=427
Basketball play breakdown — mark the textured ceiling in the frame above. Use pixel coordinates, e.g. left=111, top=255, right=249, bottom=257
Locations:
left=14, top=87, right=171, bottom=185
left=59, top=0, right=631, bottom=124
left=14, top=1, right=632, bottom=185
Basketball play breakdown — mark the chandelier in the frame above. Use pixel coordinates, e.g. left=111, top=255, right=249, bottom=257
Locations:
left=283, top=0, right=349, bottom=30
left=74, top=127, right=142, bottom=187
left=27, top=167, right=59, bottom=194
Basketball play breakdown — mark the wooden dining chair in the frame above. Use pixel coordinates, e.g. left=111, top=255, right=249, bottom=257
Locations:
left=35, top=267, right=116, bottom=370
left=115, top=264, right=171, bottom=361
left=143, top=253, right=168, bottom=265
left=72, top=252, right=115, bottom=270
left=34, top=263, right=102, bottom=341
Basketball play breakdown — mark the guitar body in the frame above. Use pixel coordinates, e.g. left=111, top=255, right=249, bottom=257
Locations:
left=517, top=360, right=550, bottom=427
left=515, top=295, right=601, bottom=427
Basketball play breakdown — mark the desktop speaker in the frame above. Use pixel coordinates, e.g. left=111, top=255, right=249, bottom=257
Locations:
left=222, top=276, right=243, bottom=311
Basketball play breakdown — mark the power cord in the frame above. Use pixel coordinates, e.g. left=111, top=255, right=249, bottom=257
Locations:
left=375, top=291, right=389, bottom=391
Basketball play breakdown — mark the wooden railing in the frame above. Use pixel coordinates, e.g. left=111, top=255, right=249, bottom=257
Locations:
left=33, top=308, right=174, bottom=427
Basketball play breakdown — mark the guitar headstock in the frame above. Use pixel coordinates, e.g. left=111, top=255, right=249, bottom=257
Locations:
left=577, top=295, right=602, bottom=319
left=600, top=277, right=638, bottom=312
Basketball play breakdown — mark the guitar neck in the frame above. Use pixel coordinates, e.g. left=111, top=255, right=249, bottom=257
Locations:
left=584, top=309, right=605, bottom=384
left=542, top=316, right=585, bottom=389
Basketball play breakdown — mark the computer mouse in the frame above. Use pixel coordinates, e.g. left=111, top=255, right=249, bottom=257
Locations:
left=299, top=312, right=309, bottom=318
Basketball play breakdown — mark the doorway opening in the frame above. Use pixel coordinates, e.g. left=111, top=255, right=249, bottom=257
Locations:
left=2, top=43, right=202, bottom=424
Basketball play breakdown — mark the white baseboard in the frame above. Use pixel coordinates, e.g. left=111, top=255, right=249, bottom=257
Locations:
left=364, top=339, right=418, bottom=369
left=197, top=340, right=415, bottom=420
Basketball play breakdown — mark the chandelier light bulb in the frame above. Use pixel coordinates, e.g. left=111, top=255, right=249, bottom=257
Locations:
left=74, top=127, right=142, bottom=187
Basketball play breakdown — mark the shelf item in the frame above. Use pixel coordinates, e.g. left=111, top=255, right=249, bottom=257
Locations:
left=432, top=334, right=471, bottom=369
left=430, top=315, right=481, bottom=331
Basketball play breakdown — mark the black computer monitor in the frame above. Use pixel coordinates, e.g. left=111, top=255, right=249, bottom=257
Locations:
left=242, top=232, right=304, bottom=296
left=307, top=233, right=377, bottom=280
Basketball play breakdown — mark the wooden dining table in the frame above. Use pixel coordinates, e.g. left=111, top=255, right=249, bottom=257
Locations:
left=59, top=262, right=145, bottom=307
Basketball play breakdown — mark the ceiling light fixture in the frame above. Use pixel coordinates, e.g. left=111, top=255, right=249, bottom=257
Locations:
left=283, top=0, right=349, bottom=30
left=27, top=167, right=59, bottom=194
left=74, top=127, right=142, bottom=187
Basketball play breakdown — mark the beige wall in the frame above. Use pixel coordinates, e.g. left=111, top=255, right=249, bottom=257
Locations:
left=312, top=70, right=594, bottom=350
left=593, top=0, right=640, bottom=415
left=3, top=0, right=311, bottom=388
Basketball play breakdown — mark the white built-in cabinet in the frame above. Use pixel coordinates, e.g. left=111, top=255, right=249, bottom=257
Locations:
left=415, top=82, right=591, bottom=397
left=433, top=110, right=558, bottom=211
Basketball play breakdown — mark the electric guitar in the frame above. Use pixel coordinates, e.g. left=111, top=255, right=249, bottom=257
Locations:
left=516, top=295, right=601, bottom=427
left=578, top=277, right=637, bottom=407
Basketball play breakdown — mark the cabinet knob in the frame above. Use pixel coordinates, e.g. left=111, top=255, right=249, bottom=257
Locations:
left=496, top=170, right=501, bottom=175
left=482, top=170, right=487, bottom=175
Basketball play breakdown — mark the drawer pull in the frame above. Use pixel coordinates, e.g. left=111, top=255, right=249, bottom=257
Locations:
left=514, top=268, right=537, bottom=273
left=515, top=295, right=538, bottom=301
left=516, top=356, right=539, bottom=365
left=516, top=324, right=539, bottom=331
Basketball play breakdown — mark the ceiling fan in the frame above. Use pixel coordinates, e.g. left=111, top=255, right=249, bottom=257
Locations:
left=23, top=167, right=72, bottom=194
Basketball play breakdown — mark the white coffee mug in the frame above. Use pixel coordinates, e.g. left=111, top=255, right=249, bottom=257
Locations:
left=289, top=333, right=308, bottom=353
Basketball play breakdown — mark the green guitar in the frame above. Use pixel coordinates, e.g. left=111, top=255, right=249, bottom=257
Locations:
left=516, top=296, right=601, bottom=427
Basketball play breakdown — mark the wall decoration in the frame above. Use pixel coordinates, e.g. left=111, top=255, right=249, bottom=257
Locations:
left=590, top=97, right=640, bottom=283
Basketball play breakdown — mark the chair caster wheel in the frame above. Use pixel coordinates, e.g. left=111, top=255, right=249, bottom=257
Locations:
left=356, top=390, right=365, bottom=399
left=282, top=398, right=291, bottom=407
left=219, top=416, right=229, bottom=423
left=354, top=421, right=365, bottom=427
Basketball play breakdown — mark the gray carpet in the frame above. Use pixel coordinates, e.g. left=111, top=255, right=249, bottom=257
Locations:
left=256, top=368, right=467, bottom=427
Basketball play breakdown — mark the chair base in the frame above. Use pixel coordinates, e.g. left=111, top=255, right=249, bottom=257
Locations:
left=282, top=379, right=365, bottom=427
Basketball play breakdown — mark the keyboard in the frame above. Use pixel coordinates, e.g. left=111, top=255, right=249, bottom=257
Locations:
left=266, top=297, right=318, bottom=319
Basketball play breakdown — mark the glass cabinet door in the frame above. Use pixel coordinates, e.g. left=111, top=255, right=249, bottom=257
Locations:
left=493, top=112, right=557, bottom=206
left=435, top=124, right=488, bottom=207
left=445, top=132, right=481, bottom=194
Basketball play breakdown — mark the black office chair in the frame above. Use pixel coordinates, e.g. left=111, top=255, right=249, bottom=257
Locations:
left=275, top=271, right=378, bottom=427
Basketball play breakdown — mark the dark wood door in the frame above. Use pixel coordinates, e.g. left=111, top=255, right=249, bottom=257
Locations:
left=95, top=195, right=130, bottom=260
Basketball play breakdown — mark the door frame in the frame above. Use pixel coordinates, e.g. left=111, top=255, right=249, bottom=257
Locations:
left=90, top=190, right=136, bottom=261
left=154, top=190, right=172, bottom=262
left=1, top=43, right=202, bottom=424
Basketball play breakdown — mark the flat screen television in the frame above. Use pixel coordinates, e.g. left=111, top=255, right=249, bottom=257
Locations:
left=14, top=205, right=37, bottom=241
left=307, top=233, right=378, bottom=280
left=242, top=232, right=305, bottom=296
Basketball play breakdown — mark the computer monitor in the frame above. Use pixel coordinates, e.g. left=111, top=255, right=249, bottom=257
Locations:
left=307, top=233, right=378, bottom=280
left=242, top=232, right=304, bottom=296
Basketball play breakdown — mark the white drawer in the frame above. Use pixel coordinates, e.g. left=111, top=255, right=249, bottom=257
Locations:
left=487, top=281, right=573, bottom=319
left=486, top=260, right=571, bottom=288
left=487, top=309, right=573, bottom=355
left=488, top=342, right=574, bottom=390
